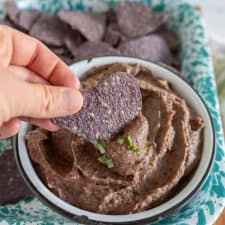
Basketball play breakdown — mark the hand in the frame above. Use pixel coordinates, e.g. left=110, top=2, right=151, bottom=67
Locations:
left=0, top=25, right=83, bottom=139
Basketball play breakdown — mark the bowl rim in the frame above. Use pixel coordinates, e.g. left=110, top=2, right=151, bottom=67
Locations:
left=13, top=56, right=216, bottom=225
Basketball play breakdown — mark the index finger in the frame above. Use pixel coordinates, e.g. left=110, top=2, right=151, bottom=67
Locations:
left=0, top=25, right=79, bottom=89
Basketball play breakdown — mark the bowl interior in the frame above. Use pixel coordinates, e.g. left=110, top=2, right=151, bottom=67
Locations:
left=15, top=56, right=215, bottom=224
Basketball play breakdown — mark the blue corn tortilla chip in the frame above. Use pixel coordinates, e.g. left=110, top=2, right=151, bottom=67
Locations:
left=4, top=1, right=20, bottom=24
left=115, top=2, right=165, bottom=39
left=18, top=9, right=41, bottom=31
left=49, top=46, right=74, bottom=65
left=58, top=11, right=106, bottom=42
left=59, top=56, right=74, bottom=65
left=30, top=14, right=68, bottom=47
left=4, top=2, right=40, bottom=31
left=64, top=30, right=84, bottom=57
left=75, top=42, right=120, bottom=61
left=0, top=149, right=33, bottom=204
left=157, top=26, right=179, bottom=51
left=0, top=18, right=16, bottom=27
left=104, top=23, right=121, bottom=46
left=52, top=72, right=142, bottom=142
left=106, top=8, right=117, bottom=24
left=171, top=53, right=181, bottom=71
left=118, top=34, right=171, bottom=64
left=50, top=47, right=68, bottom=56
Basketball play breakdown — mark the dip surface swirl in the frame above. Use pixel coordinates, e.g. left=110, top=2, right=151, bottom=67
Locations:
left=26, top=63, right=204, bottom=214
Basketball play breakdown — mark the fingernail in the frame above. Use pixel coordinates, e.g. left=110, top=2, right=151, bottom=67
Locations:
left=75, top=78, right=81, bottom=90
left=62, top=88, right=83, bottom=113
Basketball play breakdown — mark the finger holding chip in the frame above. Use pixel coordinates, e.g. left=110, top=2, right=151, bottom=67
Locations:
left=0, top=25, right=80, bottom=89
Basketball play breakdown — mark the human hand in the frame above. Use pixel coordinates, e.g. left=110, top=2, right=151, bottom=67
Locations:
left=0, top=25, right=83, bottom=139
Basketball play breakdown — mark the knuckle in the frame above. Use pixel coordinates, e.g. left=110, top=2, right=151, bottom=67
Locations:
left=0, top=93, right=10, bottom=125
left=40, top=86, right=56, bottom=116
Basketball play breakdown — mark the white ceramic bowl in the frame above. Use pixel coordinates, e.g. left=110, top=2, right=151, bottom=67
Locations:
left=13, top=56, right=215, bottom=225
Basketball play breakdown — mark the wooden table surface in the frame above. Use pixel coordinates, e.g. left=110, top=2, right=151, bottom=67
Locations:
left=214, top=208, right=225, bottom=225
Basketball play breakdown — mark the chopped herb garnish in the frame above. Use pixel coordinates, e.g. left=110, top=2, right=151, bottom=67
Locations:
left=98, top=155, right=114, bottom=168
left=95, top=140, right=106, bottom=154
left=117, top=138, right=125, bottom=145
left=125, top=135, right=141, bottom=153
left=117, top=135, right=148, bottom=153
left=126, top=134, right=142, bottom=153
left=144, top=141, right=148, bottom=149
left=127, top=135, right=133, bottom=147
left=128, top=144, right=141, bottom=153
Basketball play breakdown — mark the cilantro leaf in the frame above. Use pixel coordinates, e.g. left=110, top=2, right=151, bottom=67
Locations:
left=95, top=140, right=106, bottom=154
left=98, top=155, right=114, bottom=168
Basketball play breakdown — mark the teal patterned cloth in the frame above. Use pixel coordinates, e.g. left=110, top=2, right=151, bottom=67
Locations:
left=211, top=40, right=225, bottom=131
left=0, top=0, right=225, bottom=224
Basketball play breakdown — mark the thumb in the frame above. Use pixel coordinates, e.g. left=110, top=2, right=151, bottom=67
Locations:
left=0, top=70, right=83, bottom=124
left=19, top=83, right=83, bottom=118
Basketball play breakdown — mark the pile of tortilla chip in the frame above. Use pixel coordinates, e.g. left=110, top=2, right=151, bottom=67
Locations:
left=0, top=149, right=33, bottom=205
left=1, top=1, right=180, bottom=70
